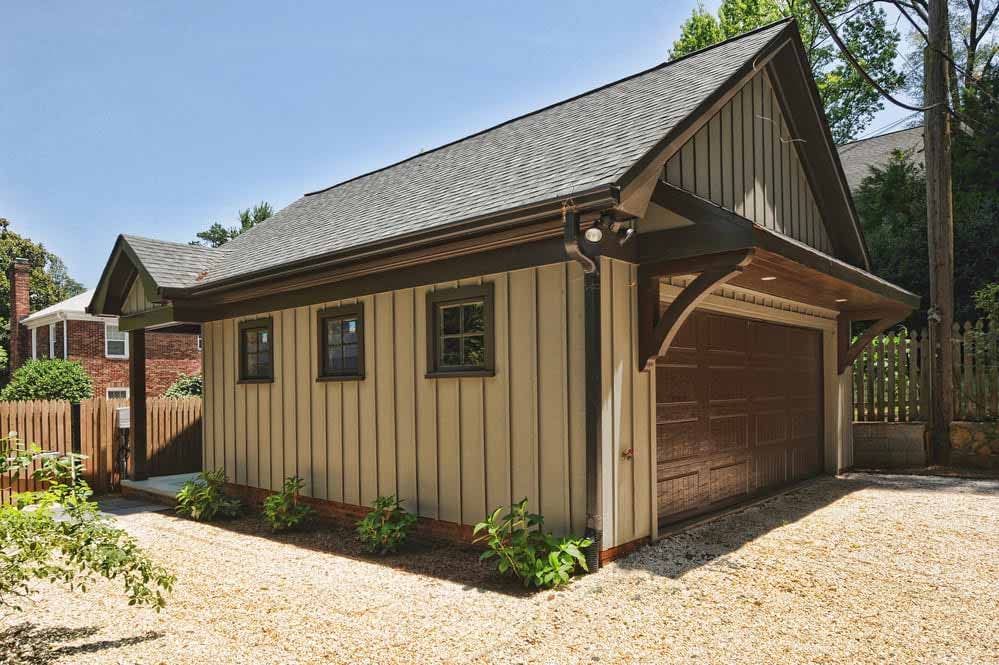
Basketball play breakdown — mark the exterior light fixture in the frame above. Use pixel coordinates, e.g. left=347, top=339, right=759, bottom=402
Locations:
left=835, top=298, right=848, bottom=303
left=761, top=276, right=777, bottom=281
left=584, top=227, right=603, bottom=243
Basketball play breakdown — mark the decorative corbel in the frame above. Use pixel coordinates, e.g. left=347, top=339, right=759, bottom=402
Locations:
left=836, top=307, right=912, bottom=374
left=638, top=249, right=754, bottom=370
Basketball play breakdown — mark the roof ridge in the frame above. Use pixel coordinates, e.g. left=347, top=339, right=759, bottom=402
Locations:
left=839, top=124, right=924, bottom=148
left=301, top=18, right=793, bottom=199
left=123, top=234, right=216, bottom=251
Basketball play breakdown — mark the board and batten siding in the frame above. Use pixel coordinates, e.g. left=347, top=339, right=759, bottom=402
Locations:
left=600, top=258, right=656, bottom=548
left=202, top=262, right=588, bottom=536
left=664, top=69, right=835, bottom=256
left=121, top=279, right=158, bottom=315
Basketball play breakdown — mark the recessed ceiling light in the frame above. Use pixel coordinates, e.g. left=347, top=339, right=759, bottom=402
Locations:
left=761, top=276, right=777, bottom=281
left=835, top=298, right=848, bottom=303
left=584, top=227, right=603, bottom=243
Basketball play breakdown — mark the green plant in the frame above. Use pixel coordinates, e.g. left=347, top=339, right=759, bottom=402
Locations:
left=163, top=372, right=203, bottom=399
left=175, top=469, right=241, bottom=521
left=262, top=476, right=314, bottom=531
left=0, top=359, right=93, bottom=402
left=473, top=498, right=592, bottom=589
left=355, top=495, right=417, bottom=555
left=0, top=434, right=173, bottom=611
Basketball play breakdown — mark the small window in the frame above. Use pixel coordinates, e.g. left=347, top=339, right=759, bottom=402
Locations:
left=239, top=318, right=273, bottom=382
left=317, top=304, right=364, bottom=380
left=105, top=323, right=128, bottom=359
left=426, top=284, right=494, bottom=376
left=106, top=387, right=130, bottom=400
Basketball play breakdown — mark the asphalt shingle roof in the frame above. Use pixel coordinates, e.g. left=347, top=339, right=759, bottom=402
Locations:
left=838, top=126, right=924, bottom=191
left=122, top=235, right=216, bottom=290
left=127, top=21, right=791, bottom=290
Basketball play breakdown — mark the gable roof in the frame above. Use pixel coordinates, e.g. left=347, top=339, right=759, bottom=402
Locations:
left=112, top=20, right=795, bottom=294
left=838, top=126, right=924, bottom=191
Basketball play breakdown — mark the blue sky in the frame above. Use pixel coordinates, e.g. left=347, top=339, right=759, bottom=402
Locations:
left=1, top=1, right=910, bottom=287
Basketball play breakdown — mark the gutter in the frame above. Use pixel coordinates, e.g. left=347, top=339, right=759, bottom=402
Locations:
left=563, top=208, right=603, bottom=570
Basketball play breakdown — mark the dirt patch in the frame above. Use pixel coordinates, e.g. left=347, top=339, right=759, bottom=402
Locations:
left=3, top=473, right=997, bottom=664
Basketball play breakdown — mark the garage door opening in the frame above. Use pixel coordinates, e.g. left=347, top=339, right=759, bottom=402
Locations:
left=656, top=310, right=824, bottom=525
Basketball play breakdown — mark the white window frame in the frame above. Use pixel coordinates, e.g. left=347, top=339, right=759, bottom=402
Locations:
left=197, top=335, right=203, bottom=352
left=106, top=387, right=130, bottom=400
left=31, top=328, right=37, bottom=360
left=48, top=323, right=55, bottom=358
left=105, top=322, right=129, bottom=359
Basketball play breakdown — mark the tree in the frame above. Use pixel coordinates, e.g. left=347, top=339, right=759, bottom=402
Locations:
left=0, top=359, right=94, bottom=402
left=670, top=0, right=905, bottom=142
left=0, top=219, right=86, bottom=355
left=163, top=372, right=203, bottom=399
left=0, top=439, right=173, bottom=611
left=192, top=202, right=274, bottom=248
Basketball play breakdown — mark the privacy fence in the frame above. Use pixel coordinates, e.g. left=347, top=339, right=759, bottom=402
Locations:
left=853, top=320, right=999, bottom=423
left=0, top=397, right=202, bottom=504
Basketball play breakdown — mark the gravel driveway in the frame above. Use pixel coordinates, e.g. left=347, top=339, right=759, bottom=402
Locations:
left=3, top=473, right=997, bottom=665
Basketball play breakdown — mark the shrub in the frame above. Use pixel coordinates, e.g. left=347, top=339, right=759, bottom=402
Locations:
left=0, top=434, right=174, bottom=612
left=262, top=476, right=314, bottom=531
left=1, top=359, right=93, bottom=402
left=473, top=498, right=591, bottom=589
left=164, top=373, right=203, bottom=399
left=356, top=495, right=417, bottom=555
left=175, top=469, right=241, bottom=521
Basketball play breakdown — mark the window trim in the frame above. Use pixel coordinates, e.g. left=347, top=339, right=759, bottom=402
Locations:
left=316, top=303, right=365, bottom=381
left=105, top=322, right=129, bottom=359
left=106, top=387, right=130, bottom=400
left=238, top=317, right=274, bottom=383
left=425, top=283, right=495, bottom=378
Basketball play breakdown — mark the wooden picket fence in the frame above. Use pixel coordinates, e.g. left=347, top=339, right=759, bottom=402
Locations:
left=853, top=320, right=999, bottom=422
left=1, top=397, right=202, bottom=504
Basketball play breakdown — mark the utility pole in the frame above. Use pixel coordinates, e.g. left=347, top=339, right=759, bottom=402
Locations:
left=924, top=0, right=955, bottom=464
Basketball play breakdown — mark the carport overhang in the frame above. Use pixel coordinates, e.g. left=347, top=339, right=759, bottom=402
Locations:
left=636, top=182, right=919, bottom=372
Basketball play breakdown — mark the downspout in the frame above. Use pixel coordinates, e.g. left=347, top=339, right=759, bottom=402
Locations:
left=563, top=207, right=602, bottom=570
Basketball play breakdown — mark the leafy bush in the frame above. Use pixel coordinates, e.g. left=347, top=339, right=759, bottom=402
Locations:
left=356, top=495, right=417, bottom=555
left=0, top=435, right=174, bottom=611
left=473, top=498, right=592, bottom=589
left=0, top=359, right=93, bottom=402
left=164, top=373, right=203, bottom=399
left=262, top=476, right=314, bottom=531
left=175, top=469, right=241, bottom=521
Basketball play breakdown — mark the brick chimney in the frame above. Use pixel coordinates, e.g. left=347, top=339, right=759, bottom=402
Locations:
left=8, top=257, right=30, bottom=371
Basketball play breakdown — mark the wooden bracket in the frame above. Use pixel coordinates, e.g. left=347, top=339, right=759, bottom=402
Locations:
left=837, top=307, right=911, bottom=374
left=638, top=249, right=754, bottom=370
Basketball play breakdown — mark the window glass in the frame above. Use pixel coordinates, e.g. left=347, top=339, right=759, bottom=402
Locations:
left=437, top=299, right=486, bottom=369
left=106, top=324, right=128, bottom=358
left=321, top=312, right=363, bottom=377
left=241, top=324, right=272, bottom=380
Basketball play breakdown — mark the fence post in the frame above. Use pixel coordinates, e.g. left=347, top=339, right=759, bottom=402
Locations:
left=70, top=402, right=81, bottom=455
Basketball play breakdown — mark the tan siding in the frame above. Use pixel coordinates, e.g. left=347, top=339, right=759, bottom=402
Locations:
left=203, top=263, right=586, bottom=535
left=600, top=258, right=656, bottom=548
left=665, top=70, right=834, bottom=255
left=121, top=279, right=159, bottom=315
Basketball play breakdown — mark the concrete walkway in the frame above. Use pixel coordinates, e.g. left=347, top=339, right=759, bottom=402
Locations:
left=119, top=472, right=197, bottom=501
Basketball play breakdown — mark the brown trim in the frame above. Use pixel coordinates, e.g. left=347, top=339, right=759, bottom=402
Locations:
left=177, top=187, right=618, bottom=297
left=836, top=308, right=911, bottom=374
left=598, top=537, right=650, bottom=565
left=425, top=283, right=495, bottom=377
left=238, top=317, right=274, bottom=383
left=128, top=329, right=147, bottom=481
left=316, top=303, right=365, bottom=381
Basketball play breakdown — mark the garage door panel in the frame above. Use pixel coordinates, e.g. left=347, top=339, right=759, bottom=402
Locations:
left=657, top=310, right=823, bottom=525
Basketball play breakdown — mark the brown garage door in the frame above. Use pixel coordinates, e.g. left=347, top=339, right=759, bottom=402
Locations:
left=656, top=310, right=824, bottom=524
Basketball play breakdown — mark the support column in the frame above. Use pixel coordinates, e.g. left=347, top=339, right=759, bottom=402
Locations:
left=129, top=329, right=148, bottom=481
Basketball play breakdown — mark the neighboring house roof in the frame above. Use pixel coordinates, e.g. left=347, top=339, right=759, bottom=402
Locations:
left=118, top=20, right=797, bottom=292
left=21, top=289, right=109, bottom=328
left=837, top=126, right=924, bottom=191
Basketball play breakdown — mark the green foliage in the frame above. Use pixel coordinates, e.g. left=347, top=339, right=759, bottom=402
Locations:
left=175, top=469, right=241, bottom=521
left=355, top=495, right=417, bottom=555
left=473, top=498, right=592, bottom=589
left=0, top=359, right=94, bottom=402
left=0, top=219, right=85, bottom=356
left=163, top=373, right=203, bottom=399
left=974, top=283, right=999, bottom=325
left=262, top=476, right=314, bottom=531
left=669, top=0, right=904, bottom=142
left=0, top=434, right=174, bottom=612
left=193, top=202, right=274, bottom=247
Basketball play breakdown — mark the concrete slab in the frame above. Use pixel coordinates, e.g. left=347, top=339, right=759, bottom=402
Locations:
left=98, top=495, right=171, bottom=517
left=120, top=473, right=198, bottom=501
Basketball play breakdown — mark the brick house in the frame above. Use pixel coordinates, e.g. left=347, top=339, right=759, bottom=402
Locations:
left=8, top=258, right=201, bottom=398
